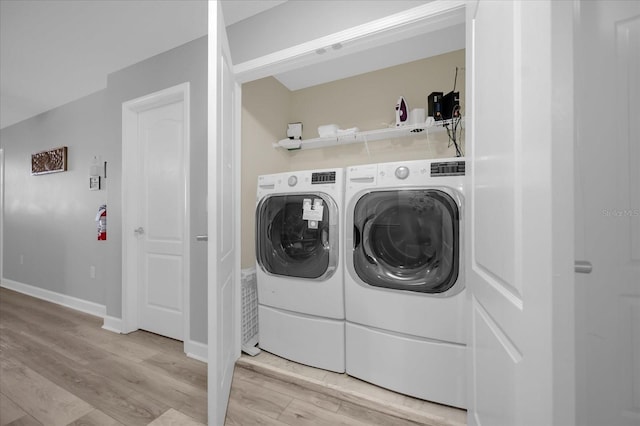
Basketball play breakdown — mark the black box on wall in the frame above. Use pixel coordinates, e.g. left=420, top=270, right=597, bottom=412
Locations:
left=427, top=92, right=443, bottom=119
left=440, top=91, right=460, bottom=120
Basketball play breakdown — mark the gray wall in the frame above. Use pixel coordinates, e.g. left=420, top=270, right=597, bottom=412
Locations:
left=0, top=36, right=208, bottom=344
left=1, top=91, right=110, bottom=304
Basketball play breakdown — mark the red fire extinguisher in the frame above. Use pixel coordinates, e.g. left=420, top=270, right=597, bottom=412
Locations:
left=96, top=204, right=107, bottom=241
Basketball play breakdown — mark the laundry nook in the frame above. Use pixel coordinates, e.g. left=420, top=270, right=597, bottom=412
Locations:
left=239, top=12, right=469, bottom=414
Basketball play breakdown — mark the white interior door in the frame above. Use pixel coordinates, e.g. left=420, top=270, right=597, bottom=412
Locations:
left=136, top=100, right=186, bottom=341
left=122, top=83, right=190, bottom=344
left=466, top=1, right=574, bottom=425
left=208, top=1, right=240, bottom=424
left=575, top=1, right=640, bottom=425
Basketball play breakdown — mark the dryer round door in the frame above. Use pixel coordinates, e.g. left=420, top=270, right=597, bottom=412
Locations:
left=256, top=193, right=338, bottom=280
left=352, top=189, right=461, bottom=294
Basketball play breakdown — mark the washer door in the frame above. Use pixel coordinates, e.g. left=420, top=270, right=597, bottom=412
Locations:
left=353, top=189, right=460, bottom=293
left=256, top=193, right=338, bottom=280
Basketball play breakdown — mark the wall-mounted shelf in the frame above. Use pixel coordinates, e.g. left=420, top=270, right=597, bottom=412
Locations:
left=274, top=118, right=463, bottom=151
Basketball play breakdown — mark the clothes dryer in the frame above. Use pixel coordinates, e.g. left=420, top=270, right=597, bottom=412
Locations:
left=344, top=158, right=466, bottom=408
left=255, top=168, right=344, bottom=372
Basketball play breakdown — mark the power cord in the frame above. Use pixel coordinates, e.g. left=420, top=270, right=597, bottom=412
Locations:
left=444, top=66, right=464, bottom=157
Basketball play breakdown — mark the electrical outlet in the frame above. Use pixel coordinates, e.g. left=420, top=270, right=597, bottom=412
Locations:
left=90, top=265, right=96, bottom=279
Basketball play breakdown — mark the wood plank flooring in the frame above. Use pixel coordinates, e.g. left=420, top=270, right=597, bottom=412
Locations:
left=0, top=287, right=466, bottom=426
left=234, top=353, right=466, bottom=426
left=0, top=287, right=206, bottom=426
left=226, top=366, right=432, bottom=426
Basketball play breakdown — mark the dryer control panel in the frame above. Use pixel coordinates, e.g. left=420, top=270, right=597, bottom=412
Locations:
left=431, top=160, right=465, bottom=177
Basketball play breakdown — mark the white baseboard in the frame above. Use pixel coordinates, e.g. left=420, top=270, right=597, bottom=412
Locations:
left=102, top=315, right=124, bottom=334
left=1, top=278, right=106, bottom=318
left=185, top=340, right=208, bottom=363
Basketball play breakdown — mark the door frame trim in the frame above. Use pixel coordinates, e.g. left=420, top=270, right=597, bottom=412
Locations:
left=121, top=82, right=191, bottom=346
left=0, top=149, right=4, bottom=283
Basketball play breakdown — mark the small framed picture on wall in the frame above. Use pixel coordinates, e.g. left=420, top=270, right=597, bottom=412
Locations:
left=31, top=146, right=68, bottom=175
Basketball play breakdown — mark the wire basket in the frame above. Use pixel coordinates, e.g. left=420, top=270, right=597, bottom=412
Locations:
left=241, top=267, right=260, bottom=355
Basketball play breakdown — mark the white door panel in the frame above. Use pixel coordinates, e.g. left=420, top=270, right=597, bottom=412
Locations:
left=467, top=1, right=574, bottom=424
left=145, top=255, right=182, bottom=310
left=471, top=0, right=518, bottom=300
left=469, top=3, right=526, bottom=420
left=576, top=1, right=640, bottom=425
left=143, top=107, right=184, bottom=241
left=471, top=298, right=519, bottom=426
left=122, top=83, right=190, bottom=344
left=208, top=1, right=239, bottom=424
left=137, top=100, right=186, bottom=341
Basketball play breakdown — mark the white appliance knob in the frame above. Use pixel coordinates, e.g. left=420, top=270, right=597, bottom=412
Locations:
left=288, top=175, right=298, bottom=187
left=395, top=166, right=410, bottom=179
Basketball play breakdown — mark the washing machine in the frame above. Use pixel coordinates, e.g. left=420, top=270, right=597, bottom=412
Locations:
left=344, top=158, right=467, bottom=408
left=255, top=168, right=345, bottom=372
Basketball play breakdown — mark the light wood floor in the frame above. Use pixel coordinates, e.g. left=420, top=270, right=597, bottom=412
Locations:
left=0, top=287, right=465, bottom=426
left=233, top=353, right=466, bottom=426
left=0, top=287, right=207, bottom=426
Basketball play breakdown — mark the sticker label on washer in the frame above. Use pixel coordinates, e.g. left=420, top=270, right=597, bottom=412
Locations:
left=302, top=198, right=324, bottom=222
left=303, top=208, right=323, bottom=221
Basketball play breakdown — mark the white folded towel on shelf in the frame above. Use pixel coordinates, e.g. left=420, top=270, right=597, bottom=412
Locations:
left=318, top=124, right=339, bottom=138
left=318, top=124, right=361, bottom=138
left=337, top=127, right=359, bottom=135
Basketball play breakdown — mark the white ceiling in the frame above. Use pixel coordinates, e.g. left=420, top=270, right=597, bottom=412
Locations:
left=273, top=23, right=464, bottom=91
left=0, top=0, right=285, bottom=129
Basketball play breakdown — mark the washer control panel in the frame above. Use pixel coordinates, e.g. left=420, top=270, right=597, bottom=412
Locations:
left=311, top=171, right=337, bottom=184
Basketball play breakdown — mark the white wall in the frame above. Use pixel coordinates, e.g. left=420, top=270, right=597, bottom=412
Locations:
left=1, top=91, right=110, bottom=304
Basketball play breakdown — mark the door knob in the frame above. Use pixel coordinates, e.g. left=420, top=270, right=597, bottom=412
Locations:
left=575, top=260, right=592, bottom=274
left=196, top=235, right=208, bottom=242
left=134, top=227, right=144, bottom=235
